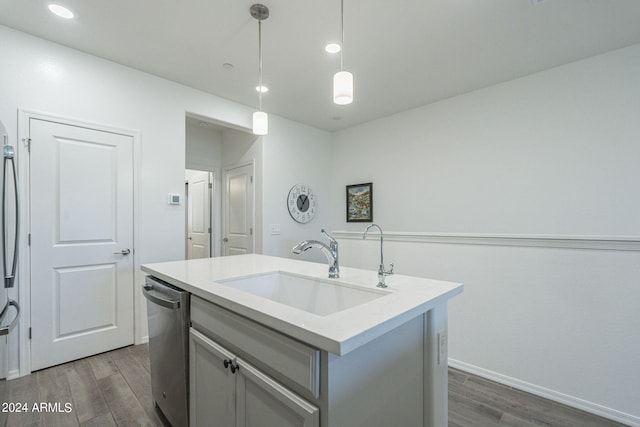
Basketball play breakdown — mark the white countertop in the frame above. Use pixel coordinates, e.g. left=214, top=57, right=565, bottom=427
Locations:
left=141, top=254, right=463, bottom=355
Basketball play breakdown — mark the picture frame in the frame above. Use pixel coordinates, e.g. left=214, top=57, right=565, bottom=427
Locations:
left=346, top=182, right=373, bottom=222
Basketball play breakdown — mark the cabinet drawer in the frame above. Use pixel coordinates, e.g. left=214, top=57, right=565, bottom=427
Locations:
left=191, top=296, right=320, bottom=398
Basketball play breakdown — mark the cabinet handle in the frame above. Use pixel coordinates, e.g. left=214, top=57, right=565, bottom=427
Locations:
left=223, top=359, right=231, bottom=369
left=230, top=362, right=239, bottom=374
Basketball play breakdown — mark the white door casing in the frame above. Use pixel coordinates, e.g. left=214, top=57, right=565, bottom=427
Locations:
left=223, top=163, right=254, bottom=256
left=186, top=170, right=211, bottom=259
left=29, top=118, right=134, bottom=371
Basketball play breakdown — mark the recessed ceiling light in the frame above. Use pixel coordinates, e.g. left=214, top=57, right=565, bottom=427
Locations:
left=222, top=62, right=234, bottom=70
left=255, top=85, right=269, bottom=93
left=325, top=43, right=341, bottom=54
left=48, top=4, right=74, bottom=19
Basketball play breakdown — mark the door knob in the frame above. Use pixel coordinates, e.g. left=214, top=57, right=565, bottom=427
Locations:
left=114, top=249, right=131, bottom=255
left=223, top=237, right=229, bottom=242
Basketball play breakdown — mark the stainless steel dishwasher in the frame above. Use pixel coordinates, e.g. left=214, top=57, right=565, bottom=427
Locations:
left=143, top=276, right=190, bottom=427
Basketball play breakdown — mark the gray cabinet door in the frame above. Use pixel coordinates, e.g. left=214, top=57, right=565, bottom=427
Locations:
left=189, top=329, right=235, bottom=427
left=236, top=357, right=319, bottom=427
left=190, top=328, right=319, bottom=427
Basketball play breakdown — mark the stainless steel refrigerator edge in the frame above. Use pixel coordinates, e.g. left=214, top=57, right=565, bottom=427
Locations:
left=143, top=276, right=190, bottom=427
left=0, top=119, right=21, bottom=427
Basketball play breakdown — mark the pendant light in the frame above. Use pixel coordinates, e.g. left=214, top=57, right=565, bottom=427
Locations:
left=333, top=0, right=353, bottom=105
left=251, top=4, right=269, bottom=135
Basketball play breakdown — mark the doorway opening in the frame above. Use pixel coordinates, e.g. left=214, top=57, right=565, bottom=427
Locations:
left=185, top=114, right=261, bottom=258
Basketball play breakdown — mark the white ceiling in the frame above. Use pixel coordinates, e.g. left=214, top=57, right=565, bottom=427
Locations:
left=1, top=0, right=640, bottom=131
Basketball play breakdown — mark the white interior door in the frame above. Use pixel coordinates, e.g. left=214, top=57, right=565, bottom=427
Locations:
left=30, top=118, right=134, bottom=371
left=223, top=163, right=254, bottom=256
left=186, top=170, right=211, bottom=259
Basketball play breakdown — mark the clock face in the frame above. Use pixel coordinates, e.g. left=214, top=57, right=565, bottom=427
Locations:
left=287, top=184, right=317, bottom=224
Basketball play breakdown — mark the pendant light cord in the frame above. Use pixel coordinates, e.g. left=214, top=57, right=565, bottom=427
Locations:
left=340, top=0, right=344, bottom=71
left=258, top=19, right=263, bottom=111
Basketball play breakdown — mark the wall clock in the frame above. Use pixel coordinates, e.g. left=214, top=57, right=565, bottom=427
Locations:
left=287, top=184, right=317, bottom=224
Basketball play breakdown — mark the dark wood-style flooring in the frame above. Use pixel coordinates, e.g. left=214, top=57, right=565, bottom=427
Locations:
left=4, top=344, right=628, bottom=427
left=448, top=368, right=627, bottom=427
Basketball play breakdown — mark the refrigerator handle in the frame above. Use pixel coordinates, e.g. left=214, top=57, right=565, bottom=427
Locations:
left=2, top=145, right=19, bottom=289
left=0, top=300, right=20, bottom=336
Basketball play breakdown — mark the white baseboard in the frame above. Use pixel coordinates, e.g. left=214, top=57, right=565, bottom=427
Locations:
left=449, top=359, right=640, bottom=427
left=7, top=369, right=20, bottom=380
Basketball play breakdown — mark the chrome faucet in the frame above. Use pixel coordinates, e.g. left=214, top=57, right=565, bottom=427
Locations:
left=363, top=223, right=394, bottom=288
left=292, top=229, right=340, bottom=278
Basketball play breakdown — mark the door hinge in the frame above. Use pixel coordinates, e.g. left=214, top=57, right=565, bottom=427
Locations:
left=250, top=175, right=253, bottom=184
left=208, top=183, right=213, bottom=189
left=250, top=227, right=253, bottom=236
left=208, top=227, right=212, bottom=234
left=28, top=234, right=31, bottom=245
left=22, top=137, right=32, bottom=153
left=29, top=327, right=32, bottom=339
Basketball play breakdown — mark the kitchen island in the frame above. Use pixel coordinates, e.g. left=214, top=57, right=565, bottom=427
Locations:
left=142, top=254, right=462, bottom=427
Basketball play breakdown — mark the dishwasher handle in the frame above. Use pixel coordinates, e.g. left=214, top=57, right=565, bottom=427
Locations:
left=142, top=284, right=181, bottom=310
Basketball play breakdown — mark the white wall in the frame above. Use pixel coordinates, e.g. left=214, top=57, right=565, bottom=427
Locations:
left=331, top=44, right=640, bottom=424
left=186, top=121, right=222, bottom=172
left=332, top=45, right=640, bottom=236
left=262, top=115, right=333, bottom=262
left=0, top=25, right=332, bottom=374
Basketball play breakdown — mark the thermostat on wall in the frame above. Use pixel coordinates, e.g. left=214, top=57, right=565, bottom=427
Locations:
left=168, top=193, right=182, bottom=205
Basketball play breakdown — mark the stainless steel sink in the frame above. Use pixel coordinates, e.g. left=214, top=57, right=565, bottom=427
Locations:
left=216, top=271, right=388, bottom=316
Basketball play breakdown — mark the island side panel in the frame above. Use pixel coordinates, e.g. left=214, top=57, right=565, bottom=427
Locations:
left=323, top=315, right=425, bottom=427
left=424, top=303, right=449, bottom=427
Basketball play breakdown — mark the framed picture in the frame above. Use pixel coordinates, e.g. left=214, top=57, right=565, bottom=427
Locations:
left=346, top=182, right=373, bottom=222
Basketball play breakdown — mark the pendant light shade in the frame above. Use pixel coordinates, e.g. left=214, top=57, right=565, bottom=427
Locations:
left=333, top=71, right=353, bottom=105
left=251, top=4, right=269, bottom=135
left=252, top=111, right=268, bottom=135
left=333, top=0, right=353, bottom=105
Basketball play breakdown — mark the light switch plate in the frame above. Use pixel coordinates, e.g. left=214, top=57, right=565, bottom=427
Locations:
left=168, top=193, right=182, bottom=205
